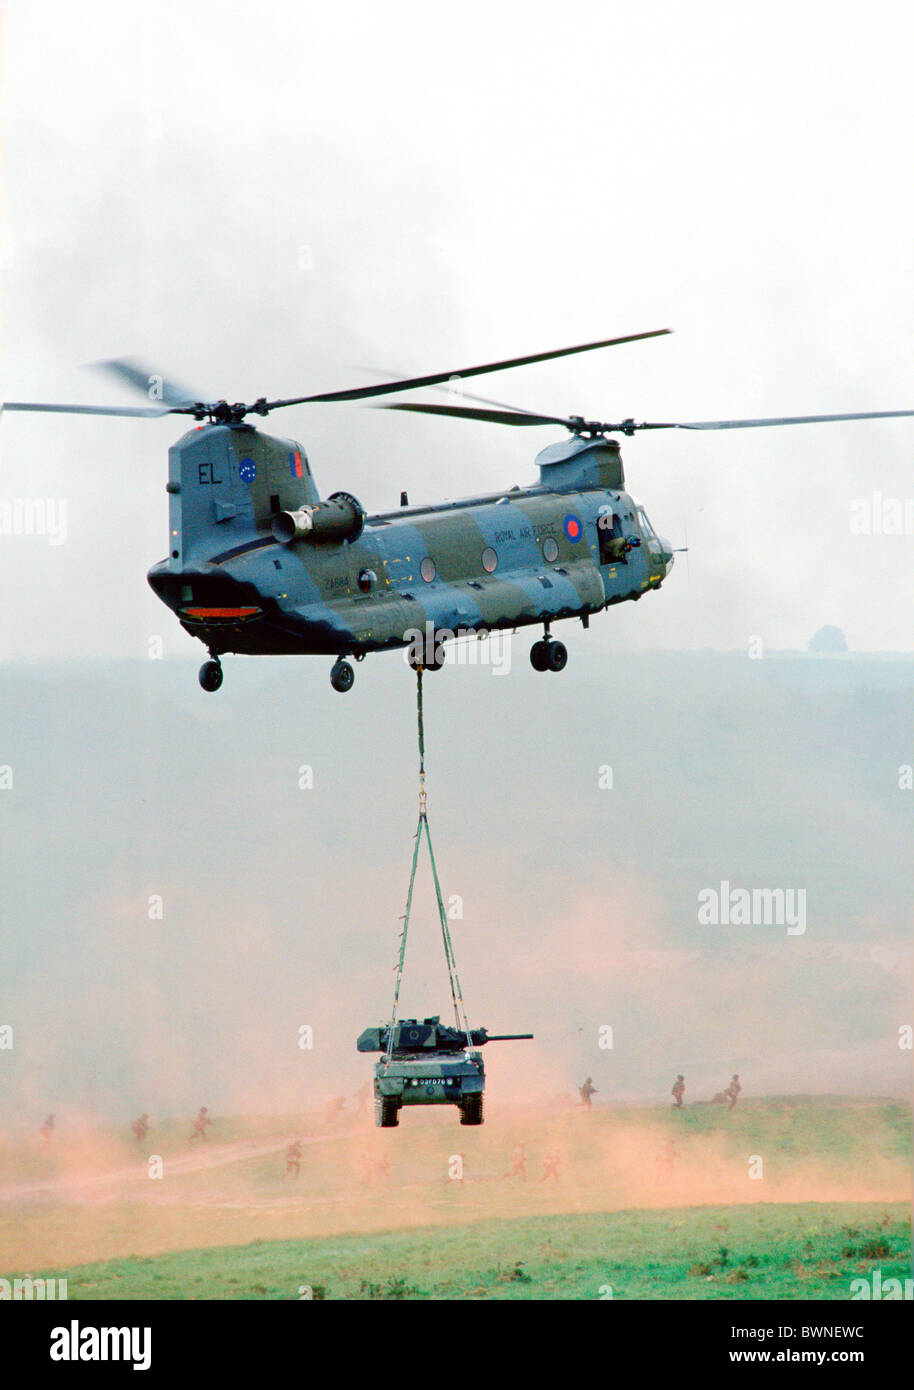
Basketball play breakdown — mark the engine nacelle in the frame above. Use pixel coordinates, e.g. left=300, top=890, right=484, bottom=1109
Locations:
left=271, top=491, right=365, bottom=545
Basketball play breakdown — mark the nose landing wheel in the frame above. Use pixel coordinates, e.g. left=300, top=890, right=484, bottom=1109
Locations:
left=199, top=658, right=223, bottom=692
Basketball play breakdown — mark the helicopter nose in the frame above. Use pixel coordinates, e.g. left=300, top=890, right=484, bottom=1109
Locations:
left=659, top=538, right=674, bottom=575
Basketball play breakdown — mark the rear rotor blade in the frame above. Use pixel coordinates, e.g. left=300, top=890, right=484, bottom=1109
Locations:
left=636, top=410, right=914, bottom=431
left=264, top=328, right=672, bottom=409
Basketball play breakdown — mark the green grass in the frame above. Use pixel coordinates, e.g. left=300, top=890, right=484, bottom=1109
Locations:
left=17, top=1202, right=912, bottom=1300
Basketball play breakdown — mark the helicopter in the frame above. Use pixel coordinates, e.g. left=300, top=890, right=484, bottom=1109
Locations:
left=4, top=328, right=912, bottom=692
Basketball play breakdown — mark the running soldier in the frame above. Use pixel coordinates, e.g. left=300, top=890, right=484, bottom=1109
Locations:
left=189, top=1106, right=212, bottom=1141
left=577, top=1077, right=597, bottom=1110
left=504, top=1143, right=527, bottom=1180
left=130, top=1113, right=151, bottom=1143
left=541, top=1148, right=561, bottom=1181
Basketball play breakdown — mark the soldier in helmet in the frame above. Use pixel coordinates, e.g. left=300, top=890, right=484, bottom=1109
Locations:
left=726, top=1074, right=741, bottom=1110
left=577, top=1077, right=597, bottom=1110
left=672, top=1075, right=685, bottom=1108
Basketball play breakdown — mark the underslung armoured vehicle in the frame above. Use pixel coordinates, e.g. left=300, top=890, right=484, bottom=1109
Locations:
left=357, top=1016, right=533, bottom=1127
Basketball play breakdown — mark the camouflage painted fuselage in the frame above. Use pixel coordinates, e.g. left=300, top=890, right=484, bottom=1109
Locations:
left=147, top=422, right=674, bottom=657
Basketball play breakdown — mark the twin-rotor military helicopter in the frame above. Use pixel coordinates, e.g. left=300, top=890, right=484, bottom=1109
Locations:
left=4, top=329, right=912, bottom=692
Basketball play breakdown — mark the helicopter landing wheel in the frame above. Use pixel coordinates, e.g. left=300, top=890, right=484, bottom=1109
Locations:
left=330, top=658, right=355, bottom=693
left=198, top=658, right=223, bottom=692
left=545, top=639, right=568, bottom=672
left=530, top=640, right=549, bottom=672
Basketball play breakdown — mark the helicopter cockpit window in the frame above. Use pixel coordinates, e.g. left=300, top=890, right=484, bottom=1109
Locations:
left=637, top=507, right=662, bottom=556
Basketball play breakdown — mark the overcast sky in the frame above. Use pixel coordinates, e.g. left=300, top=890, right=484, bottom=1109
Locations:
left=1, top=0, right=912, bottom=658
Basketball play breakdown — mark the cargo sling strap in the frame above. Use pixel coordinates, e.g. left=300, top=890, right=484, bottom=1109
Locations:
left=384, top=670, right=473, bottom=1068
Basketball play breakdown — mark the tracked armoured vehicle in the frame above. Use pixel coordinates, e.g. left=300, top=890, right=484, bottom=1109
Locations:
left=357, top=1016, right=533, bottom=1127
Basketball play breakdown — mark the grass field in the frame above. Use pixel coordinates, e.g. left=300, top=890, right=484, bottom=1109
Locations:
left=16, top=1202, right=912, bottom=1300
left=2, top=1096, right=909, bottom=1299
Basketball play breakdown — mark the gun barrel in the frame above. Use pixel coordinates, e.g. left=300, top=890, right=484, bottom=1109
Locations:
left=485, top=1033, right=534, bottom=1041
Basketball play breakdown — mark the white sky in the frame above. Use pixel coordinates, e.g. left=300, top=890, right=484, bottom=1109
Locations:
left=1, top=0, right=913, bottom=657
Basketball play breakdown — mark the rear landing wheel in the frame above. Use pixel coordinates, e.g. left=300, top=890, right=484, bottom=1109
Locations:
left=546, top=639, right=567, bottom=673
left=530, top=640, right=548, bottom=672
left=198, top=659, right=223, bottom=692
left=376, top=1098, right=399, bottom=1128
left=330, top=659, right=355, bottom=693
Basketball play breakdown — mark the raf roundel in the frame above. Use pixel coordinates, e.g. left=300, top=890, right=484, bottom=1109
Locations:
left=563, top=513, right=583, bottom=542
left=239, top=458, right=257, bottom=484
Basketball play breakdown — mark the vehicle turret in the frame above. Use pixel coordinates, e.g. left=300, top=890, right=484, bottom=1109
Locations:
left=357, top=1016, right=533, bottom=1054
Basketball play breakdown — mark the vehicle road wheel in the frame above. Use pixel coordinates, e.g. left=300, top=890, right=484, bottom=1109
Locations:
left=530, top=640, right=548, bottom=672
left=546, top=639, right=568, bottom=673
left=376, top=1098, right=399, bottom=1128
left=460, top=1094, right=484, bottom=1126
left=330, top=659, right=355, bottom=693
left=198, top=659, right=223, bottom=692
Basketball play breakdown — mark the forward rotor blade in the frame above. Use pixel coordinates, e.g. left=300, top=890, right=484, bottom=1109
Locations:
left=1, top=400, right=180, bottom=418
left=91, top=356, right=204, bottom=410
left=360, top=363, right=553, bottom=422
left=379, top=401, right=575, bottom=427
left=637, top=409, right=914, bottom=431
left=264, top=328, right=672, bottom=409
